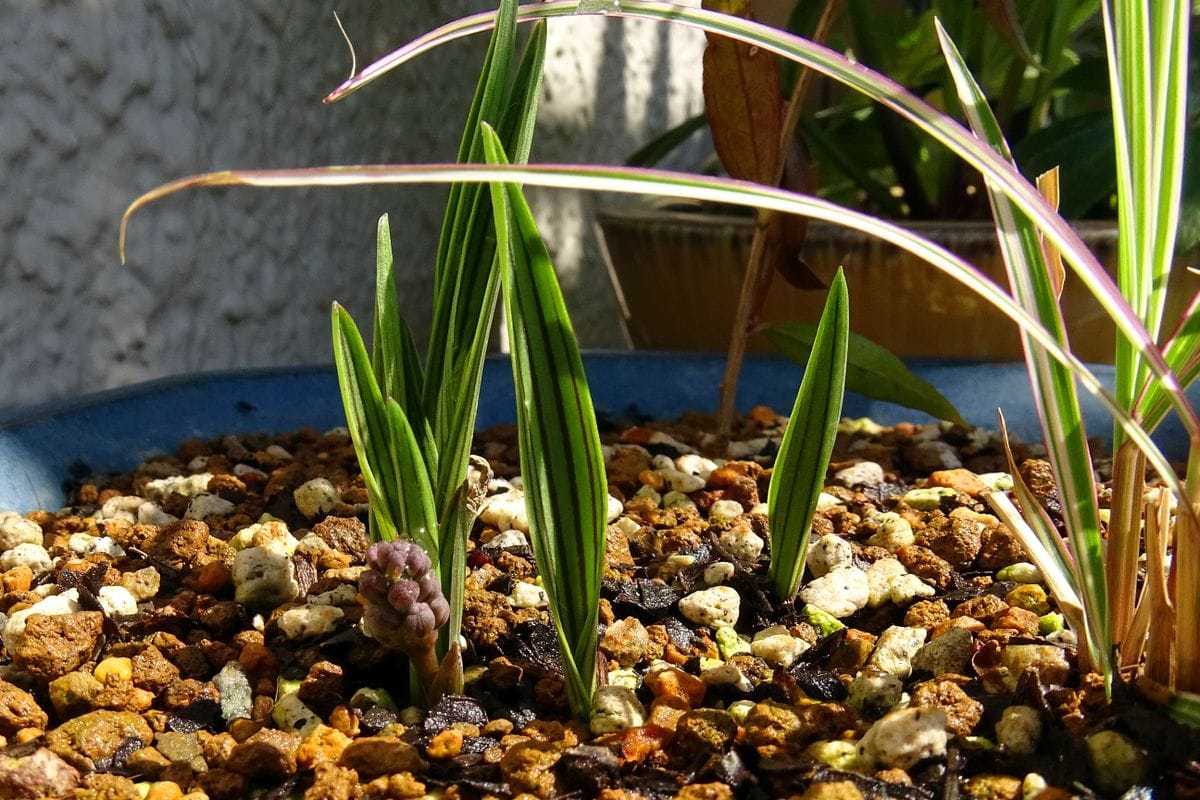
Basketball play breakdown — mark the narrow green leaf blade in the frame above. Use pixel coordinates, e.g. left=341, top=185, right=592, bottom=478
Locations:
left=767, top=268, right=848, bottom=601
left=766, top=321, right=963, bottom=424
left=483, top=125, right=606, bottom=718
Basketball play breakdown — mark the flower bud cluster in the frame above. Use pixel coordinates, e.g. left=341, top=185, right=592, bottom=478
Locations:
left=359, top=540, right=448, bottom=651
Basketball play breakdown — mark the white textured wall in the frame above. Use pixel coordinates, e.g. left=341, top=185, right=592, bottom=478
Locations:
left=0, top=2, right=705, bottom=411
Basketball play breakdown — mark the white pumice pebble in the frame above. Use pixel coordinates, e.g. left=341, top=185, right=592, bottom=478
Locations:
left=977, top=472, right=1014, bottom=491
left=606, top=494, right=624, bottom=522
left=797, top=566, right=870, bottom=618
left=867, top=512, right=915, bottom=552
left=2, top=589, right=81, bottom=654
left=293, top=478, right=340, bottom=518
left=716, top=524, right=764, bottom=563
left=816, top=492, right=845, bottom=512
left=751, top=625, right=809, bottom=668
left=833, top=461, right=885, bottom=487
left=716, top=627, right=751, bottom=660
left=839, top=418, right=885, bottom=435
left=805, top=534, right=854, bottom=579
left=278, top=605, right=344, bottom=639
left=590, top=685, right=646, bottom=734
left=231, top=520, right=298, bottom=554
left=866, top=625, right=928, bottom=679
left=508, top=581, right=549, bottom=609
left=708, top=499, right=744, bottom=522
left=234, top=464, right=269, bottom=481
left=658, top=468, right=705, bottom=493
left=186, top=493, right=236, bottom=519
left=649, top=431, right=692, bottom=453
left=675, top=453, right=717, bottom=478
left=634, top=486, right=663, bottom=506
left=703, top=561, right=735, bottom=586
left=995, top=705, right=1041, bottom=756
left=657, top=554, right=695, bottom=585
left=309, top=585, right=359, bottom=607
left=233, top=546, right=300, bottom=608
left=143, top=473, right=212, bottom=501
left=888, top=573, right=936, bottom=605
left=137, top=503, right=177, bottom=526
left=662, top=491, right=697, bottom=511
left=480, top=492, right=529, bottom=533
left=606, top=668, right=640, bottom=691
left=488, top=529, right=529, bottom=550
left=67, top=533, right=125, bottom=558
left=0, top=543, right=53, bottom=577
left=678, top=585, right=741, bottom=628
left=96, top=585, right=139, bottom=618
left=848, top=667, right=904, bottom=716
left=726, top=699, right=756, bottom=724
left=271, top=693, right=321, bottom=738
left=96, top=496, right=143, bottom=523
left=0, top=513, right=44, bottom=552
left=996, top=562, right=1042, bottom=583
left=187, top=456, right=209, bottom=471
left=863, top=557, right=908, bottom=608
left=856, top=707, right=948, bottom=770
left=749, top=502, right=768, bottom=515
left=613, top=517, right=642, bottom=538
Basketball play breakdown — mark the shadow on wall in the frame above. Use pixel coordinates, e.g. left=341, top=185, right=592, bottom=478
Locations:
left=0, top=1, right=705, bottom=412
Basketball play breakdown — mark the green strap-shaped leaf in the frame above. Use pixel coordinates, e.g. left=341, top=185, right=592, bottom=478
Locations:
left=482, top=124, right=606, bottom=720
left=332, top=304, right=439, bottom=558
left=371, top=215, right=434, bottom=475
left=766, top=321, right=963, bottom=424
left=767, top=268, right=848, bottom=601
left=938, top=21, right=1112, bottom=684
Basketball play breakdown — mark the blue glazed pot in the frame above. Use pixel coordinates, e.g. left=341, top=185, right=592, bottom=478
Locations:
left=0, top=354, right=1192, bottom=513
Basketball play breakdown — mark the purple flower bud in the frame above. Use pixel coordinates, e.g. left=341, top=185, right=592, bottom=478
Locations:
left=358, top=539, right=448, bottom=653
left=388, top=579, right=420, bottom=612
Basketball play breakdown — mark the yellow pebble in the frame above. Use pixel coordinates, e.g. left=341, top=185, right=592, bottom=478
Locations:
left=94, top=657, right=134, bottom=684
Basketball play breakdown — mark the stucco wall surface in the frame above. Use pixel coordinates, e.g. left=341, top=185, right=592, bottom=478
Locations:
left=1, top=1, right=705, bottom=412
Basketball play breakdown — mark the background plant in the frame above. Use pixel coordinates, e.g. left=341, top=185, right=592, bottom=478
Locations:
left=123, top=0, right=1200, bottom=723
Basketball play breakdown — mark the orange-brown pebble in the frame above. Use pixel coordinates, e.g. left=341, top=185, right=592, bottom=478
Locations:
left=928, top=469, right=986, bottom=495
left=296, top=725, right=352, bottom=771
left=427, top=728, right=465, bottom=760
left=144, top=781, right=185, bottom=800
left=646, top=702, right=686, bottom=733
left=904, top=599, right=950, bottom=630
left=185, top=561, right=232, bottom=594
left=749, top=405, right=778, bottom=425
left=794, top=780, right=865, bottom=800
left=1, top=565, right=34, bottom=595
left=638, top=469, right=666, bottom=492
left=932, top=616, right=987, bottom=639
left=674, top=782, right=735, bottom=800
left=327, top=705, right=360, bottom=738
left=645, top=666, right=706, bottom=708
left=992, top=606, right=1041, bottom=636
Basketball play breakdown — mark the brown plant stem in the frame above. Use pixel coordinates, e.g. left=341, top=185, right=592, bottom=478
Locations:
left=717, top=0, right=843, bottom=436
left=1107, top=442, right=1145, bottom=659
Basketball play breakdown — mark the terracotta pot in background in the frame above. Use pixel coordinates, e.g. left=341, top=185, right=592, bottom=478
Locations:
left=596, top=201, right=1197, bottom=361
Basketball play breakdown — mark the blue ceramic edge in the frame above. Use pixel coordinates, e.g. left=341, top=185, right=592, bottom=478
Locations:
left=1, top=353, right=1192, bottom=513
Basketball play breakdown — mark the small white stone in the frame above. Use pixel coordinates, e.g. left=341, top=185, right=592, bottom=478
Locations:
left=2, top=589, right=81, bottom=654
left=480, top=492, right=529, bottom=533
left=606, top=494, right=624, bottom=522
left=678, top=585, right=741, bottom=628
left=649, top=431, right=691, bottom=453
left=634, top=485, right=662, bottom=506
left=0, top=513, right=43, bottom=551
left=857, top=707, right=948, bottom=770
left=489, top=529, right=530, bottom=550
left=867, top=626, right=928, bottom=679
left=708, top=499, right=744, bottom=522
left=833, top=461, right=884, bottom=487
left=265, top=445, right=293, bottom=461
left=816, top=492, right=845, bottom=512
left=839, top=418, right=885, bottom=435
left=867, top=513, right=915, bottom=552
left=271, top=693, right=321, bottom=738
left=675, top=453, right=717, bottom=479
left=977, top=472, right=1014, bottom=491
left=995, top=705, right=1041, bottom=756
left=96, top=496, right=143, bottom=523
left=703, top=561, right=735, bottom=585
left=650, top=454, right=675, bottom=471
left=96, top=585, right=139, bottom=618
left=0, top=543, right=53, bottom=576
left=233, top=546, right=300, bottom=607
left=700, top=661, right=752, bottom=692
left=865, top=558, right=908, bottom=609
left=606, top=668, right=640, bottom=691
left=657, top=554, right=695, bottom=584
left=589, top=685, right=645, bottom=734
left=613, top=517, right=642, bottom=538
left=143, top=473, right=212, bottom=501
left=658, top=468, right=705, bottom=493
left=293, top=478, right=340, bottom=518
left=797, top=566, right=869, bottom=618
left=751, top=625, right=809, bottom=668
left=887, top=574, right=936, bottom=606
left=67, top=533, right=125, bottom=558
left=137, top=503, right=177, bottom=526
left=231, top=520, right=298, bottom=555
left=848, top=667, right=904, bottom=715
left=509, top=581, right=549, bottom=608
left=234, top=464, right=268, bottom=481
left=716, top=524, right=763, bottom=563
left=278, top=605, right=344, bottom=639
left=749, top=502, right=768, bottom=515
left=806, top=534, right=854, bottom=579
left=186, top=493, right=236, bottom=519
